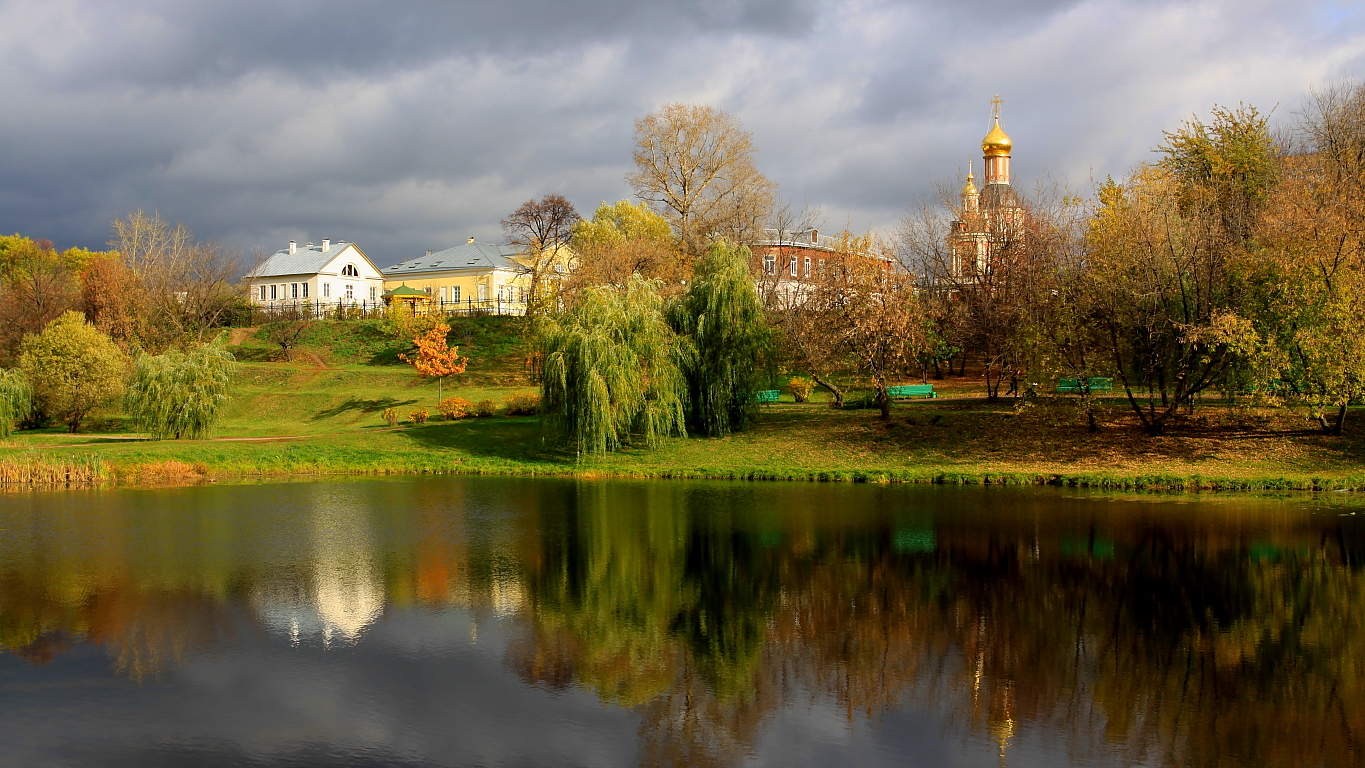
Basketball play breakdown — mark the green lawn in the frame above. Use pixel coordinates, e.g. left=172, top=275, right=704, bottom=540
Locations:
left=3, top=319, right=1363, bottom=491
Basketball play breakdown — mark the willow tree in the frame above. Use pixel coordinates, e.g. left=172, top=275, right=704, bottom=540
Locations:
left=540, top=276, right=688, bottom=456
left=0, top=369, right=31, bottom=437
left=670, top=240, right=771, bottom=436
left=125, top=343, right=235, bottom=439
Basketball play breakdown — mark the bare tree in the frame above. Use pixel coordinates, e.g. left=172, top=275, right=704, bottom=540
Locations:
left=502, top=194, right=581, bottom=320
left=111, top=211, right=241, bottom=349
left=628, top=103, right=775, bottom=255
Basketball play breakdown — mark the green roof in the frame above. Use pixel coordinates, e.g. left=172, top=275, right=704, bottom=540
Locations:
left=383, top=285, right=428, bottom=297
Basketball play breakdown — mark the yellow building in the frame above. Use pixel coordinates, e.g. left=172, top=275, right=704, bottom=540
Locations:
left=380, top=238, right=568, bottom=315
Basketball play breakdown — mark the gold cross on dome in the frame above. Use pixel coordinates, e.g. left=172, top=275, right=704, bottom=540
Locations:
left=991, top=95, right=1003, bottom=120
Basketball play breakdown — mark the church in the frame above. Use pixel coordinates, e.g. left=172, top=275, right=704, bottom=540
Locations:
left=948, top=99, right=1026, bottom=277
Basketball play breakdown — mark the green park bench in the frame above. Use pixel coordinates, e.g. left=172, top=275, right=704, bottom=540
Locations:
left=887, top=384, right=938, bottom=400
left=1056, top=377, right=1114, bottom=394
left=754, top=389, right=780, bottom=404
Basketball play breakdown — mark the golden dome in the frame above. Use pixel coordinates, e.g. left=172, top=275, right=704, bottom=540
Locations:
left=981, top=117, right=1012, bottom=157
left=962, top=167, right=978, bottom=197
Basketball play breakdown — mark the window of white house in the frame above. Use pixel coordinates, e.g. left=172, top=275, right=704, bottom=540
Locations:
left=803, top=257, right=812, bottom=276
left=322, top=283, right=330, bottom=298
left=369, top=286, right=377, bottom=301
left=302, top=283, right=309, bottom=298
left=270, top=284, right=277, bottom=300
left=345, top=284, right=354, bottom=300
left=342, top=264, right=358, bottom=277
left=291, top=283, right=299, bottom=299
left=763, top=253, right=776, bottom=275
left=451, top=286, right=461, bottom=303
left=259, top=285, right=266, bottom=301
left=789, top=256, right=798, bottom=277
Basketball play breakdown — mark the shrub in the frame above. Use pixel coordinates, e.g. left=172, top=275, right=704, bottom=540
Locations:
left=382, top=407, right=399, bottom=427
left=504, top=392, right=541, bottom=416
left=475, top=399, right=498, bottom=417
left=409, top=408, right=429, bottom=424
left=18, top=311, right=129, bottom=432
left=788, top=376, right=814, bottom=403
left=0, top=369, right=32, bottom=438
left=438, top=397, right=474, bottom=420
left=125, top=344, right=235, bottom=439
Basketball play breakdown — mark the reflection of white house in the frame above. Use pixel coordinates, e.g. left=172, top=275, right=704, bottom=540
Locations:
left=245, top=239, right=386, bottom=308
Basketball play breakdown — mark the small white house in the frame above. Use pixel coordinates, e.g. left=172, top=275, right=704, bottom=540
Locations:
left=245, top=239, right=386, bottom=308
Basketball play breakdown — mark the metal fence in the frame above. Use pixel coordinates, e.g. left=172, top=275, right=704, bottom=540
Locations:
left=239, top=298, right=527, bottom=325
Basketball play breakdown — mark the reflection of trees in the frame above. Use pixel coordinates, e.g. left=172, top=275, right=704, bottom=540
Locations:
left=3, top=482, right=1365, bottom=767
left=512, top=489, right=1365, bottom=768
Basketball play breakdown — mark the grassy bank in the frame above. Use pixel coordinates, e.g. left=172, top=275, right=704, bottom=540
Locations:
left=3, top=319, right=1361, bottom=492
left=6, top=394, right=1364, bottom=492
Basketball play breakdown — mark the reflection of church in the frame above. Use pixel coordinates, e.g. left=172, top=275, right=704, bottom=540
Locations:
left=949, top=98, right=1026, bottom=277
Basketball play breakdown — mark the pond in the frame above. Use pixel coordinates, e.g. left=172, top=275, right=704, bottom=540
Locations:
left=1, top=478, right=1362, bottom=767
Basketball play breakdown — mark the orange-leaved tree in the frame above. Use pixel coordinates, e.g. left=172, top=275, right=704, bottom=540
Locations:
left=399, top=323, right=469, bottom=402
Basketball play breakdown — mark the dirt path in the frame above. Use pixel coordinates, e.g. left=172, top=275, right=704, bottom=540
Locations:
left=226, top=327, right=256, bottom=346
left=61, top=434, right=314, bottom=447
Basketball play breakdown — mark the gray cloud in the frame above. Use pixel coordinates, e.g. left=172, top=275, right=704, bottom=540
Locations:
left=0, top=0, right=1360, bottom=268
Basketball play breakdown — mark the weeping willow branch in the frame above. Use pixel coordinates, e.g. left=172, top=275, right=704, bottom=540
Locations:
left=125, top=344, right=235, bottom=440
left=540, top=275, right=688, bottom=457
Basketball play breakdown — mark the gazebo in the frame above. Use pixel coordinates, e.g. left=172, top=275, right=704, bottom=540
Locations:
left=382, top=284, right=431, bottom=312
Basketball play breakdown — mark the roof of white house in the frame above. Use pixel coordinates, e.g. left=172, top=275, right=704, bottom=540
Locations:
left=247, top=241, right=366, bottom=278
left=382, top=242, right=524, bottom=276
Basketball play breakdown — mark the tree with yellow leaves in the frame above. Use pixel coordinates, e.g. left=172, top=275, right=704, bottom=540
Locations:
left=399, top=322, right=468, bottom=402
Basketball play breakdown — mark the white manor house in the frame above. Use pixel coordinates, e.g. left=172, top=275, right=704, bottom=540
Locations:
left=245, top=239, right=386, bottom=308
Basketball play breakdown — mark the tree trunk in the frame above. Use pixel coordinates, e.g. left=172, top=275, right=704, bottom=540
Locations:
left=811, top=373, right=844, bottom=408
left=875, top=387, right=891, bottom=420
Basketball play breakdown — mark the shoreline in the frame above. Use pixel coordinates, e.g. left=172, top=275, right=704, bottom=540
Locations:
left=3, top=451, right=1362, bottom=494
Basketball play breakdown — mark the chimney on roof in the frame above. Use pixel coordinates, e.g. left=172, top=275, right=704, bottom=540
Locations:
left=467, top=236, right=475, bottom=244
left=288, top=240, right=297, bottom=254
left=322, top=238, right=331, bottom=251
left=810, top=229, right=819, bottom=244
left=425, top=249, right=432, bottom=258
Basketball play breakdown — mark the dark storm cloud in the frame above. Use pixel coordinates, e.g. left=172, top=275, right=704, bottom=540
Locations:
left=0, top=0, right=1360, bottom=268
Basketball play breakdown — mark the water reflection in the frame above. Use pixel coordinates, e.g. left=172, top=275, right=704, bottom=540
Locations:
left=0, top=479, right=1362, bottom=767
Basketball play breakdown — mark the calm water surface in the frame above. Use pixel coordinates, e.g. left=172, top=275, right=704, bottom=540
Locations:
left=1, top=478, right=1362, bottom=767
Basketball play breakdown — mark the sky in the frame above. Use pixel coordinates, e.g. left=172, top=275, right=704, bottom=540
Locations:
left=1, top=0, right=1362, bottom=268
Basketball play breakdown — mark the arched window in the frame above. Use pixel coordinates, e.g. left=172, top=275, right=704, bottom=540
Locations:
left=341, top=264, right=359, bottom=277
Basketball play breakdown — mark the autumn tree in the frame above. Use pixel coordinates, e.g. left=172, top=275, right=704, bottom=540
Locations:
left=0, top=236, right=93, bottom=362
left=1086, top=105, right=1278, bottom=434
left=18, top=311, right=129, bottom=432
left=628, top=104, right=775, bottom=255
left=566, top=200, right=686, bottom=298
left=669, top=240, right=771, bottom=436
left=399, top=322, right=469, bottom=402
left=822, top=234, right=930, bottom=419
left=539, top=276, right=688, bottom=456
left=502, top=194, right=581, bottom=320
left=124, top=344, right=235, bottom=439
left=110, top=210, right=240, bottom=350
left=1254, top=83, right=1365, bottom=433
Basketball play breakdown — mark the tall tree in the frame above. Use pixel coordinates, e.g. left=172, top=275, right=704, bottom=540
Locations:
left=628, top=104, right=775, bottom=254
left=18, top=311, right=129, bottom=432
left=502, top=194, right=581, bottom=320
left=1086, top=105, right=1278, bottom=434
left=540, top=276, right=688, bottom=456
left=1255, top=83, right=1365, bottom=433
left=670, top=240, right=771, bottom=437
left=0, top=236, right=91, bottom=363
left=823, top=234, right=930, bottom=419
left=110, top=210, right=240, bottom=350
left=566, top=200, right=686, bottom=298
